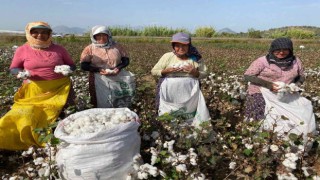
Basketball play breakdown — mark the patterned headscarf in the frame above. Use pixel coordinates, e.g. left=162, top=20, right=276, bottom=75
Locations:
left=25, top=21, right=52, bottom=49
left=266, top=37, right=295, bottom=68
left=90, top=25, right=115, bottom=48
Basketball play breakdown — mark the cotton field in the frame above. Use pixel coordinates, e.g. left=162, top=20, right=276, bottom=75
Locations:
left=1, top=38, right=320, bottom=179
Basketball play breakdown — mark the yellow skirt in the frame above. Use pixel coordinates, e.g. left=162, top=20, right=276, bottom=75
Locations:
left=0, top=77, right=71, bottom=150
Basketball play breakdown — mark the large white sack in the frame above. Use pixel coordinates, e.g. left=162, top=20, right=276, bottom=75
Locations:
left=54, top=108, right=141, bottom=180
left=261, top=87, right=316, bottom=142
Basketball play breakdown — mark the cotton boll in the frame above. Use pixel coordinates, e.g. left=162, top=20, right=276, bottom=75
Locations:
left=171, top=64, right=179, bottom=68
left=175, top=164, right=187, bottom=172
left=63, top=109, right=137, bottom=135
left=111, top=115, right=121, bottom=124
left=288, top=83, right=301, bottom=92
left=96, top=115, right=108, bottom=122
left=17, top=70, right=31, bottom=79
left=274, top=81, right=286, bottom=91
left=137, top=171, right=149, bottom=179
left=54, top=65, right=72, bottom=76
left=105, top=69, right=116, bottom=74
left=177, top=154, right=188, bottom=162
left=181, top=62, right=189, bottom=67
left=118, top=115, right=127, bottom=122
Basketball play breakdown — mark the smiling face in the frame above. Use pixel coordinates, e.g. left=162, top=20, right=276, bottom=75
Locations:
left=94, top=33, right=108, bottom=44
left=273, top=49, right=290, bottom=59
left=173, top=43, right=189, bottom=56
left=30, top=28, right=51, bottom=41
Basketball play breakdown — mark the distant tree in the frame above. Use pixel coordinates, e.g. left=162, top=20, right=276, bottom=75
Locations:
left=194, top=26, right=215, bottom=37
left=286, top=28, right=315, bottom=39
left=247, top=28, right=262, bottom=38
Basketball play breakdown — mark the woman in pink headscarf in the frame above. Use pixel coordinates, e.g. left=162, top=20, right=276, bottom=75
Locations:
left=0, top=21, right=76, bottom=151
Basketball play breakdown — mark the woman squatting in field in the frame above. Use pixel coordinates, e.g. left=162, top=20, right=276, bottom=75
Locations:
left=151, top=32, right=210, bottom=127
left=0, top=21, right=76, bottom=151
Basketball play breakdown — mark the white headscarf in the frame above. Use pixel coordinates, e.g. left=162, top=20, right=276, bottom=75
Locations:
left=90, top=25, right=114, bottom=48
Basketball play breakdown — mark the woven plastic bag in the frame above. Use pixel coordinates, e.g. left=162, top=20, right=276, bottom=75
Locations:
left=54, top=108, right=141, bottom=180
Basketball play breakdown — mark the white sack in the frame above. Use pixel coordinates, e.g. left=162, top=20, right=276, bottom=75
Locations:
left=261, top=87, right=316, bottom=142
left=54, top=108, right=141, bottom=180
left=95, top=70, right=135, bottom=108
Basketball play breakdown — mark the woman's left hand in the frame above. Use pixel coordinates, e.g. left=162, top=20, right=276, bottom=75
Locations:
left=112, top=68, right=120, bottom=75
left=182, top=64, right=199, bottom=77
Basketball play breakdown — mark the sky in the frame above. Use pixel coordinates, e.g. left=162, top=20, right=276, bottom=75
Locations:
left=1, top=0, right=320, bottom=33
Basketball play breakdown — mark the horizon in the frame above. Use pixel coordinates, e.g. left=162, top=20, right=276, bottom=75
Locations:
left=1, top=25, right=320, bottom=35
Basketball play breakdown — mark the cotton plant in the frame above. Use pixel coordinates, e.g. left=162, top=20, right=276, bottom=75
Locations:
left=221, top=116, right=320, bottom=179
left=2, top=146, right=60, bottom=179
left=54, top=65, right=73, bottom=76
left=127, top=154, right=166, bottom=180
left=135, top=115, right=211, bottom=179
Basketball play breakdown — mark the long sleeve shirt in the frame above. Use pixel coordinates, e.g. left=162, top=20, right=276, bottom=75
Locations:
left=80, top=43, right=128, bottom=70
left=151, top=52, right=207, bottom=79
left=10, top=44, right=75, bottom=81
left=244, top=56, right=304, bottom=95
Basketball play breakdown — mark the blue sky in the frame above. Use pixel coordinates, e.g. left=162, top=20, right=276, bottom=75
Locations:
left=1, top=0, right=320, bottom=33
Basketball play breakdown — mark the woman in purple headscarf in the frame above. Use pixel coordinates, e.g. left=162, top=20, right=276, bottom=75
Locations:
left=151, top=32, right=210, bottom=126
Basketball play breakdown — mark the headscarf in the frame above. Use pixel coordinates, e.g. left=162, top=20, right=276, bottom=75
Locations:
left=266, top=37, right=295, bottom=68
left=90, top=25, right=115, bottom=48
left=171, top=32, right=202, bottom=61
left=25, top=21, right=52, bottom=49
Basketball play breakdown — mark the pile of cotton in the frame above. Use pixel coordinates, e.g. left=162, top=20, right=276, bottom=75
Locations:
left=62, top=108, right=138, bottom=136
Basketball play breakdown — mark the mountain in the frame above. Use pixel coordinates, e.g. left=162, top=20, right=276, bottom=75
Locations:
left=217, top=28, right=237, bottom=34
left=52, top=25, right=87, bottom=35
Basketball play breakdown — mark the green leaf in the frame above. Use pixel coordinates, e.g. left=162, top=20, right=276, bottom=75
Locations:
left=243, top=149, right=252, bottom=156
left=34, top=128, right=44, bottom=133
left=160, top=150, right=167, bottom=156
left=259, top=132, right=270, bottom=138
left=280, top=115, right=289, bottom=120
left=38, top=135, right=46, bottom=143
left=288, top=133, right=298, bottom=141
left=50, top=138, right=60, bottom=145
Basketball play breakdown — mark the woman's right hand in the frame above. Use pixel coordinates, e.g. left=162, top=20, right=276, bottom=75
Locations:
left=161, top=67, right=182, bottom=75
left=271, top=83, right=280, bottom=92
left=100, top=68, right=118, bottom=76
left=99, top=69, right=110, bottom=75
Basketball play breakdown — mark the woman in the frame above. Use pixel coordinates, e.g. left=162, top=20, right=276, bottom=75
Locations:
left=80, top=25, right=134, bottom=108
left=244, top=37, right=316, bottom=142
left=244, top=37, right=305, bottom=120
left=0, top=21, right=76, bottom=150
left=151, top=32, right=210, bottom=126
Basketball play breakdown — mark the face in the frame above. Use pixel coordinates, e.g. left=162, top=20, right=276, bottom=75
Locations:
left=173, top=43, right=189, bottom=56
left=30, top=28, right=51, bottom=41
left=94, top=33, right=108, bottom=44
left=273, top=49, right=290, bottom=59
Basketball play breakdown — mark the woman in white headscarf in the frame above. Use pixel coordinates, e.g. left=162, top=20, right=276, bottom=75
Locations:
left=80, top=25, right=135, bottom=108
